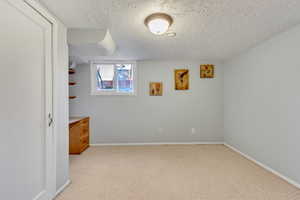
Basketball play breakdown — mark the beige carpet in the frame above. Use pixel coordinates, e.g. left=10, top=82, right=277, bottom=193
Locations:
left=55, top=145, right=300, bottom=200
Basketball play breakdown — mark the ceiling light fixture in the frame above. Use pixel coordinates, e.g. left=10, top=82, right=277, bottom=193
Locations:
left=144, top=13, right=173, bottom=35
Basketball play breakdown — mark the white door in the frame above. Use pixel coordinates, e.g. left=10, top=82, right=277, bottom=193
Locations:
left=0, top=0, right=54, bottom=200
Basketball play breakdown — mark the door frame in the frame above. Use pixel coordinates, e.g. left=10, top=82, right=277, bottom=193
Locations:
left=8, top=0, right=60, bottom=199
left=24, top=0, right=60, bottom=199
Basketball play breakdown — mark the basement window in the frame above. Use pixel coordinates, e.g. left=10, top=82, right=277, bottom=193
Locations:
left=90, top=61, right=137, bottom=95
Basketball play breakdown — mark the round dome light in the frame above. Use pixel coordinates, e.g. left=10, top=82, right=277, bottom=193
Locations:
left=144, top=13, right=173, bottom=35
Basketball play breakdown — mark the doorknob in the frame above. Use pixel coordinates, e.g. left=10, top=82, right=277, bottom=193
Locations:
left=48, top=113, right=53, bottom=127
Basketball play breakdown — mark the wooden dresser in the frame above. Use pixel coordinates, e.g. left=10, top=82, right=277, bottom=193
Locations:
left=69, top=117, right=90, bottom=154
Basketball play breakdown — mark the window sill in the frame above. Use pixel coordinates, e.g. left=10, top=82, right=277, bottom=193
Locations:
left=91, top=91, right=137, bottom=96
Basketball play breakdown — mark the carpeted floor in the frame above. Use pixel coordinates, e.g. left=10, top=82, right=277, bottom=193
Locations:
left=55, top=145, right=300, bottom=200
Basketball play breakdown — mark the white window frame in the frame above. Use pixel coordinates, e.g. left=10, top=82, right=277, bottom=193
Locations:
left=90, top=61, right=137, bottom=96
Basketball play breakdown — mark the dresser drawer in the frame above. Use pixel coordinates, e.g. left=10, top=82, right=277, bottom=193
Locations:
left=81, top=126, right=89, bottom=134
left=80, top=135, right=89, bottom=151
left=81, top=119, right=89, bottom=134
left=81, top=118, right=89, bottom=127
left=80, top=130, right=89, bottom=138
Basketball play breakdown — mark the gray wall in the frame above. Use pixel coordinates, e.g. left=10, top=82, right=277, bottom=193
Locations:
left=70, top=60, right=224, bottom=144
left=224, top=24, right=300, bottom=184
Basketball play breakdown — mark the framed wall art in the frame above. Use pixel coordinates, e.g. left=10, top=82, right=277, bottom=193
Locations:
left=174, top=69, right=189, bottom=90
left=149, top=82, right=163, bottom=96
left=200, top=64, right=214, bottom=78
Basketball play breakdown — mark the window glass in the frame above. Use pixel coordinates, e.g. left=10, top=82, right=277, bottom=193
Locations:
left=93, top=63, right=135, bottom=95
left=96, top=64, right=114, bottom=90
left=116, top=64, right=133, bottom=92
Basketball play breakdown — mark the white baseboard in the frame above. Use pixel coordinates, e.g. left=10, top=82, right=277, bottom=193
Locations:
left=33, top=190, right=46, bottom=200
left=90, top=142, right=224, bottom=146
left=55, top=180, right=71, bottom=197
left=224, top=143, right=300, bottom=189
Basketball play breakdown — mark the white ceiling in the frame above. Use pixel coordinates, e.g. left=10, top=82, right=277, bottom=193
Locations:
left=40, top=0, right=300, bottom=63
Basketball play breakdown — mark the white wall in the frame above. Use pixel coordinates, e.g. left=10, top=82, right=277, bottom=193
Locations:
left=70, top=60, right=224, bottom=144
left=224, top=24, right=300, bottom=185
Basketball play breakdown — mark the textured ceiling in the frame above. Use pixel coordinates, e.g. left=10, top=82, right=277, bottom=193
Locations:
left=40, top=0, right=300, bottom=62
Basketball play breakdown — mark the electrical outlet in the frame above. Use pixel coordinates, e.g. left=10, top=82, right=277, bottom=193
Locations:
left=158, top=128, right=164, bottom=134
left=191, top=128, right=196, bottom=135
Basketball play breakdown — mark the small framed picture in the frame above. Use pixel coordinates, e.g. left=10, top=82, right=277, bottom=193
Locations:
left=174, top=69, right=189, bottom=90
left=149, top=82, right=163, bottom=96
left=200, top=64, right=214, bottom=78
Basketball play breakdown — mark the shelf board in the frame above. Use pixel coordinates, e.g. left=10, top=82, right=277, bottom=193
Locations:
left=69, top=96, right=77, bottom=99
left=69, top=69, right=75, bottom=74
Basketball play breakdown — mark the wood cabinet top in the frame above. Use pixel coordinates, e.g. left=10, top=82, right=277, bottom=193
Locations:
left=69, top=116, right=89, bottom=125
